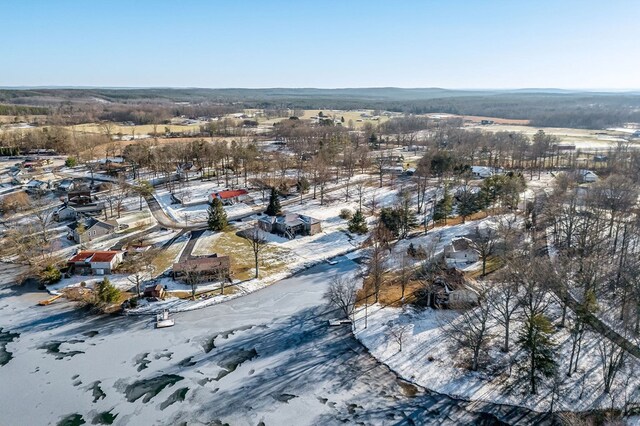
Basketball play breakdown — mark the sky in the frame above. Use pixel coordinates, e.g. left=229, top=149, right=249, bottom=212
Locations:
left=1, top=0, right=639, bottom=89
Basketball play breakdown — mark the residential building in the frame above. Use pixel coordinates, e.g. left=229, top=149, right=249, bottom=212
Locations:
left=67, top=250, right=124, bottom=275
left=471, top=166, right=497, bottom=179
left=68, top=216, right=117, bottom=243
left=24, top=179, right=48, bottom=194
left=258, top=212, right=321, bottom=239
left=56, top=178, right=75, bottom=192
left=172, top=254, right=231, bottom=284
left=444, top=237, right=480, bottom=268
left=207, top=189, right=249, bottom=205
left=578, top=169, right=598, bottom=183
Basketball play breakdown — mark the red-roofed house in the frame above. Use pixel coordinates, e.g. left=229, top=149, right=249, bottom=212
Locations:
left=208, top=189, right=249, bottom=205
left=67, top=250, right=124, bottom=275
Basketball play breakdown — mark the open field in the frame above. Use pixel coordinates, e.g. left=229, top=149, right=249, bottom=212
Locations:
left=470, top=123, right=637, bottom=151
left=460, top=114, right=530, bottom=125
left=70, top=122, right=203, bottom=136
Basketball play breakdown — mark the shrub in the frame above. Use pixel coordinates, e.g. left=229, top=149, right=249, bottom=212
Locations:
left=39, top=265, right=62, bottom=285
left=94, top=278, right=121, bottom=304
left=65, top=157, right=77, bottom=167
left=348, top=210, right=368, bottom=234
left=339, top=208, right=353, bottom=220
left=0, top=191, right=30, bottom=215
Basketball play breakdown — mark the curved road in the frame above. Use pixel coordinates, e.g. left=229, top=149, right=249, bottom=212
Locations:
left=0, top=258, right=554, bottom=425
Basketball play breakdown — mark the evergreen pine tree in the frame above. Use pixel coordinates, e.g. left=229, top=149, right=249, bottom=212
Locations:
left=458, top=189, right=479, bottom=222
left=207, top=198, right=228, bottom=231
left=348, top=209, right=368, bottom=234
left=265, top=187, right=282, bottom=216
left=433, top=190, right=453, bottom=224
left=517, top=313, right=557, bottom=395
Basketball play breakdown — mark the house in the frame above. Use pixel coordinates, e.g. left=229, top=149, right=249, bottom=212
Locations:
left=258, top=212, right=322, bottom=239
left=54, top=204, right=78, bottom=221
left=67, top=190, right=92, bottom=204
left=578, top=169, right=598, bottom=183
left=67, top=250, right=124, bottom=275
left=428, top=276, right=480, bottom=309
left=471, top=166, right=494, bottom=179
left=143, top=283, right=165, bottom=298
left=444, top=237, right=479, bottom=268
left=10, top=170, right=29, bottom=185
left=68, top=216, right=118, bottom=243
left=176, top=162, right=202, bottom=180
left=22, top=159, right=46, bottom=169
left=97, top=157, right=125, bottom=168
left=24, top=179, right=49, bottom=194
left=381, top=165, right=405, bottom=175
left=56, top=178, right=75, bottom=192
left=404, top=167, right=417, bottom=176
left=208, top=189, right=249, bottom=205
left=172, top=254, right=231, bottom=284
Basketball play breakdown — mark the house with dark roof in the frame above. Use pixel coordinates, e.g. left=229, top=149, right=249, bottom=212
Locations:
left=172, top=254, right=231, bottom=284
left=257, top=212, right=321, bottom=239
left=207, top=189, right=249, bottom=205
left=24, top=179, right=49, bottom=194
left=67, top=250, right=124, bottom=275
left=56, top=178, right=75, bottom=192
left=68, top=216, right=118, bottom=243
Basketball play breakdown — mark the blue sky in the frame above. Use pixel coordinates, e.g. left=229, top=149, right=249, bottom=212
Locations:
left=1, top=0, right=639, bottom=89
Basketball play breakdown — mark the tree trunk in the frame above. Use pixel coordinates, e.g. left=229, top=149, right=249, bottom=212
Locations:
left=254, top=252, right=259, bottom=279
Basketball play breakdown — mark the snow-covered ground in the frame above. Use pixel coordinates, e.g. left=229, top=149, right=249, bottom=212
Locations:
left=128, top=182, right=403, bottom=314
left=355, top=300, right=640, bottom=414
left=351, top=210, right=640, bottom=415
left=1, top=258, right=553, bottom=425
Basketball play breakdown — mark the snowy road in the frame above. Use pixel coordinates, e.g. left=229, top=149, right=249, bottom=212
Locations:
left=0, top=259, right=553, bottom=425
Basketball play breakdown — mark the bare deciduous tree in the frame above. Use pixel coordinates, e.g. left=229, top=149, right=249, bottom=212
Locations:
left=488, top=281, right=520, bottom=352
left=388, top=324, right=409, bottom=352
left=244, top=225, right=267, bottom=279
left=445, top=291, right=493, bottom=371
left=324, top=274, right=358, bottom=319
left=598, top=338, right=626, bottom=394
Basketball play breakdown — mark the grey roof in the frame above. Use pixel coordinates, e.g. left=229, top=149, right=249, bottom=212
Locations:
left=68, top=216, right=115, bottom=231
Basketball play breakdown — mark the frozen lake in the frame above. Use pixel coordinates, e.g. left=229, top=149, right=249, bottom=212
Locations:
left=0, top=259, right=553, bottom=425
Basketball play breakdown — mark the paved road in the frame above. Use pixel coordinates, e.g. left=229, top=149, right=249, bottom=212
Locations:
left=0, top=258, right=554, bottom=425
left=146, top=177, right=370, bottom=231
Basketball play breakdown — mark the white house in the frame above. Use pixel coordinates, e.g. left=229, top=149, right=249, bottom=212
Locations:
left=471, top=166, right=494, bottom=179
left=578, top=169, right=598, bottom=183
left=67, top=250, right=124, bottom=275
left=444, top=237, right=480, bottom=268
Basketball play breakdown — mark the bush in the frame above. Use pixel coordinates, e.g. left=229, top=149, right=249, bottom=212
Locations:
left=65, top=157, right=77, bottom=167
left=94, top=277, right=121, bottom=304
left=0, top=191, right=30, bottom=215
left=339, top=208, right=353, bottom=220
left=39, top=265, right=62, bottom=285
left=348, top=210, right=368, bottom=234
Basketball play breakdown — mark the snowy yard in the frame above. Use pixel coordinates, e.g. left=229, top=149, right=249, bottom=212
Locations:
left=355, top=301, right=640, bottom=413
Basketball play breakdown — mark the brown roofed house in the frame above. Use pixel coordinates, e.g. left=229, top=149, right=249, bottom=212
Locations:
left=173, top=254, right=231, bottom=284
